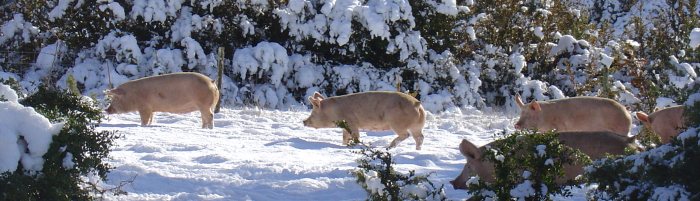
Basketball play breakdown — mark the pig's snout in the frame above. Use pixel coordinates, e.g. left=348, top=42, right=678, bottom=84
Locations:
left=514, top=123, right=522, bottom=129
left=302, top=119, right=309, bottom=126
left=450, top=179, right=467, bottom=190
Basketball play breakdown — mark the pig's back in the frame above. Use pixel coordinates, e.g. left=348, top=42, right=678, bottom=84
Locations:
left=650, top=106, right=684, bottom=124
left=649, top=106, right=685, bottom=142
left=331, top=91, right=420, bottom=107
left=122, top=73, right=214, bottom=95
left=546, top=96, right=626, bottom=112
left=329, top=91, right=423, bottom=128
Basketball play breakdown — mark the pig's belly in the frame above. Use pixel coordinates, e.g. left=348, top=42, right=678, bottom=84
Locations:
left=154, top=102, right=199, bottom=114
left=360, top=122, right=392, bottom=131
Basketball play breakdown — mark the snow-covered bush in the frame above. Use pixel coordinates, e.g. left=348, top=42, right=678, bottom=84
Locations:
left=0, top=85, right=120, bottom=200
left=465, top=130, right=590, bottom=200
left=1, top=0, right=699, bottom=113
left=0, top=78, right=23, bottom=100
left=352, top=142, right=447, bottom=201
left=335, top=120, right=445, bottom=200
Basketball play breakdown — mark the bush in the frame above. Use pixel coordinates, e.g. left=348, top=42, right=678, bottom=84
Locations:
left=338, top=120, right=445, bottom=201
left=585, top=129, right=700, bottom=200
left=465, top=130, right=590, bottom=200
left=352, top=142, right=447, bottom=201
left=0, top=85, right=120, bottom=200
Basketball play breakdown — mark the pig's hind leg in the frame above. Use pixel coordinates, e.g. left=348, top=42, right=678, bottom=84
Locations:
left=409, top=127, right=424, bottom=150
left=200, top=108, right=214, bottom=129
left=387, top=129, right=410, bottom=149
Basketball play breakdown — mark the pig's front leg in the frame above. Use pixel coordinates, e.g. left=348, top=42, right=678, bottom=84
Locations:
left=342, top=130, right=352, bottom=145
left=341, top=124, right=360, bottom=145
left=139, top=110, right=153, bottom=126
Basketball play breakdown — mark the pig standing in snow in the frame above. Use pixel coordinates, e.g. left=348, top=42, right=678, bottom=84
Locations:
left=303, top=91, right=426, bottom=150
left=105, top=72, right=219, bottom=129
left=514, top=95, right=632, bottom=136
left=450, top=131, right=637, bottom=189
left=636, top=106, right=685, bottom=144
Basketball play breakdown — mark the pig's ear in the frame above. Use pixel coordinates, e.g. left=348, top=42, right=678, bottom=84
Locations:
left=308, top=96, right=322, bottom=108
left=530, top=101, right=541, bottom=111
left=459, top=139, right=481, bottom=160
left=636, top=112, right=650, bottom=123
left=106, top=88, right=125, bottom=96
left=313, top=92, right=325, bottom=100
left=515, top=95, right=524, bottom=107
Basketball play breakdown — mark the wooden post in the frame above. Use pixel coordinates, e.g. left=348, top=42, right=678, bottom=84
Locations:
left=47, top=40, right=62, bottom=90
left=214, top=47, right=224, bottom=113
left=106, top=59, right=113, bottom=89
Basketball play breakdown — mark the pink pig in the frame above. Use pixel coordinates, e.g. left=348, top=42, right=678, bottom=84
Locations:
left=636, top=106, right=685, bottom=144
left=105, top=72, right=219, bottom=129
left=450, top=131, right=637, bottom=189
left=514, top=95, right=632, bottom=136
left=303, top=91, right=426, bottom=150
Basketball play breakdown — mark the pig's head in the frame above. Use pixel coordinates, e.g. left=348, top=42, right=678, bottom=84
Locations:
left=303, top=92, right=336, bottom=129
left=635, top=112, right=652, bottom=128
left=451, top=139, right=493, bottom=189
left=104, top=88, right=127, bottom=114
left=514, top=95, right=543, bottom=130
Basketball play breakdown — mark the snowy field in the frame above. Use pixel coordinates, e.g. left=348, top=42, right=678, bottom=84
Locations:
left=97, top=106, right=524, bottom=200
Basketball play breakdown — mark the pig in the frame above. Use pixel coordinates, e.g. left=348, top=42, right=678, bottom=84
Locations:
left=303, top=91, right=426, bottom=150
left=105, top=72, right=219, bottom=129
left=514, top=95, right=632, bottom=137
left=636, top=106, right=685, bottom=144
left=450, top=131, right=637, bottom=189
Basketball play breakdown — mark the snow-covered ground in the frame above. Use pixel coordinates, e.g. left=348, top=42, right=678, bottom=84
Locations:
left=98, top=106, right=518, bottom=200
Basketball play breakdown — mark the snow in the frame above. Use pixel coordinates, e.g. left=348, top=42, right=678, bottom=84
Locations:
left=0, top=97, right=64, bottom=173
left=533, top=26, right=544, bottom=39
left=466, top=26, right=476, bottom=40
left=362, top=170, right=386, bottom=195
left=536, top=145, right=546, bottom=157
left=691, top=28, right=700, bottom=49
left=170, top=7, right=222, bottom=43
left=276, top=0, right=417, bottom=49
left=232, top=42, right=290, bottom=88
left=96, top=106, right=515, bottom=200
left=62, top=152, right=75, bottom=169
left=670, top=56, right=698, bottom=78
left=494, top=154, right=505, bottom=162
left=48, top=0, right=74, bottom=21
left=549, top=35, right=577, bottom=56
left=95, top=32, right=143, bottom=70
left=98, top=1, right=127, bottom=21
left=432, top=0, right=460, bottom=16
left=21, top=42, right=67, bottom=93
left=655, top=97, right=678, bottom=109
left=0, top=83, right=18, bottom=102
left=180, top=37, right=208, bottom=70
left=130, top=0, right=185, bottom=22
left=600, top=52, right=614, bottom=68
left=510, top=53, right=526, bottom=74
left=650, top=185, right=690, bottom=201
left=0, top=14, right=38, bottom=45
left=510, top=180, right=535, bottom=200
